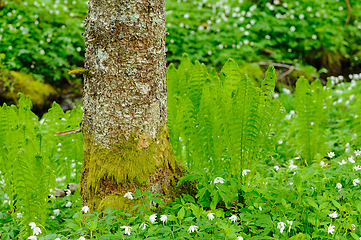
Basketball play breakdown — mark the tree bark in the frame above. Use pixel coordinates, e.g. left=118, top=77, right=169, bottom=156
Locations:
left=80, top=0, right=187, bottom=211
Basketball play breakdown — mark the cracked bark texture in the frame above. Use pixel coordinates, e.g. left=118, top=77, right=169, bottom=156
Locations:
left=80, top=0, right=187, bottom=211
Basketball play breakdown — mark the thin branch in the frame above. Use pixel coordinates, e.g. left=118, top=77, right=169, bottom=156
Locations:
left=344, top=0, right=355, bottom=26
left=258, top=62, right=320, bottom=81
left=54, top=128, right=81, bottom=136
left=258, top=62, right=301, bottom=71
left=277, top=67, right=296, bottom=81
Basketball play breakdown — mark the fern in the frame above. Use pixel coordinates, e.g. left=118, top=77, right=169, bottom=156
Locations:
left=0, top=94, right=50, bottom=228
left=0, top=93, right=83, bottom=230
left=167, top=55, right=285, bottom=180
left=172, top=97, right=196, bottom=166
left=257, top=66, right=285, bottom=159
left=355, top=93, right=361, bottom=146
left=293, top=77, right=332, bottom=160
left=193, top=83, right=215, bottom=166
left=187, top=61, right=207, bottom=112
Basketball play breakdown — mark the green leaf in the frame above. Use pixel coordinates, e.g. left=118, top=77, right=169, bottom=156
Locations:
left=331, top=199, right=341, bottom=209
left=289, top=233, right=307, bottom=240
left=17, top=49, right=31, bottom=56
left=210, top=192, right=219, bottom=210
left=307, top=199, right=319, bottom=210
left=178, top=207, right=185, bottom=221
left=293, top=173, right=302, bottom=192
left=190, top=204, right=202, bottom=218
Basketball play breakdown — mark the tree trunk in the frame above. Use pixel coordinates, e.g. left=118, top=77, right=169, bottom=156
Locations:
left=80, top=0, right=187, bottom=211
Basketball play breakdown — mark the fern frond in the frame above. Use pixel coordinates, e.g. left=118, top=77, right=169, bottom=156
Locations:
left=294, top=77, right=330, bottom=160
left=257, top=66, right=285, bottom=159
left=171, top=97, right=196, bottom=165
left=167, top=59, right=285, bottom=179
left=187, top=61, right=207, bottom=111
left=193, top=84, right=214, bottom=167
left=261, top=65, right=277, bottom=102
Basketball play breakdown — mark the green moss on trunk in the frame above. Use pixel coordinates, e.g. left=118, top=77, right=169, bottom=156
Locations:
left=80, top=124, right=190, bottom=211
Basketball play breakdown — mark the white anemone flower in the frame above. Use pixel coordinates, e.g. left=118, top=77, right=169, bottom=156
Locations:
left=33, top=227, right=42, bottom=235
left=353, top=165, right=361, bottom=171
left=277, top=221, right=286, bottom=233
left=354, top=150, right=361, bottom=156
left=328, top=211, right=338, bottom=218
left=213, top=177, right=225, bottom=184
left=286, top=220, right=293, bottom=232
left=351, top=224, right=356, bottom=230
left=242, top=169, right=250, bottom=177
left=53, top=209, right=60, bottom=216
left=327, top=152, right=335, bottom=158
left=160, top=215, right=167, bottom=223
left=207, top=212, right=215, bottom=221
left=120, top=226, right=132, bottom=235
left=81, top=206, right=89, bottom=213
left=149, top=214, right=157, bottom=223
left=140, top=223, right=147, bottom=230
left=188, top=225, right=199, bottom=233
left=328, top=224, right=335, bottom=234
left=338, top=160, right=346, bottom=165
left=229, top=215, right=237, bottom=223
left=288, top=160, right=297, bottom=170
left=124, top=192, right=133, bottom=200
left=353, top=178, right=360, bottom=186
left=29, top=222, right=36, bottom=229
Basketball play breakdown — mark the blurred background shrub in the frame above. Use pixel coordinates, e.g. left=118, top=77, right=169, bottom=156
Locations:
left=0, top=0, right=360, bottom=111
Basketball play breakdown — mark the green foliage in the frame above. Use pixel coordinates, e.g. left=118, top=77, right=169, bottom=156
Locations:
left=354, top=92, right=361, bottom=147
left=40, top=101, right=83, bottom=184
left=0, top=93, right=82, bottom=238
left=130, top=189, right=165, bottom=215
left=292, top=77, right=332, bottom=160
left=165, top=0, right=361, bottom=70
left=0, top=53, right=14, bottom=92
left=1, top=0, right=361, bottom=84
left=2, top=58, right=361, bottom=239
left=0, top=94, right=49, bottom=229
left=167, top=54, right=285, bottom=179
left=0, top=0, right=86, bottom=82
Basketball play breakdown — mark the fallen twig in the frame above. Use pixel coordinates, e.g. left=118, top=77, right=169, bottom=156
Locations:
left=345, top=0, right=355, bottom=26
left=258, top=62, right=301, bottom=71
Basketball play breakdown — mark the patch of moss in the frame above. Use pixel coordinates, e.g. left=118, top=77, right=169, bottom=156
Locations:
left=80, top=124, right=193, bottom=212
left=239, top=63, right=264, bottom=87
left=0, top=71, right=57, bottom=109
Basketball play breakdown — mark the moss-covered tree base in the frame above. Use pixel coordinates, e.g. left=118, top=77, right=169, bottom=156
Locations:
left=80, top=124, right=192, bottom=212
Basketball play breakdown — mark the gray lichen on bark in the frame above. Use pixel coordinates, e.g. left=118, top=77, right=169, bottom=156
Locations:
left=82, top=0, right=167, bottom=147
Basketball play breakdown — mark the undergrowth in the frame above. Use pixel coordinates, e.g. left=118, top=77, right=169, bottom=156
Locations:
left=1, top=0, right=361, bottom=83
left=1, top=57, right=361, bottom=239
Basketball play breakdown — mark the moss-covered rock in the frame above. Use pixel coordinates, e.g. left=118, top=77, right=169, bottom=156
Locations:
left=0, top=71, right=57, bottom=111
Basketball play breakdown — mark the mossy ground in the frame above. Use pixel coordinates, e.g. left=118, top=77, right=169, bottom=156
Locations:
left=0, top=71, right=57, bottom=109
